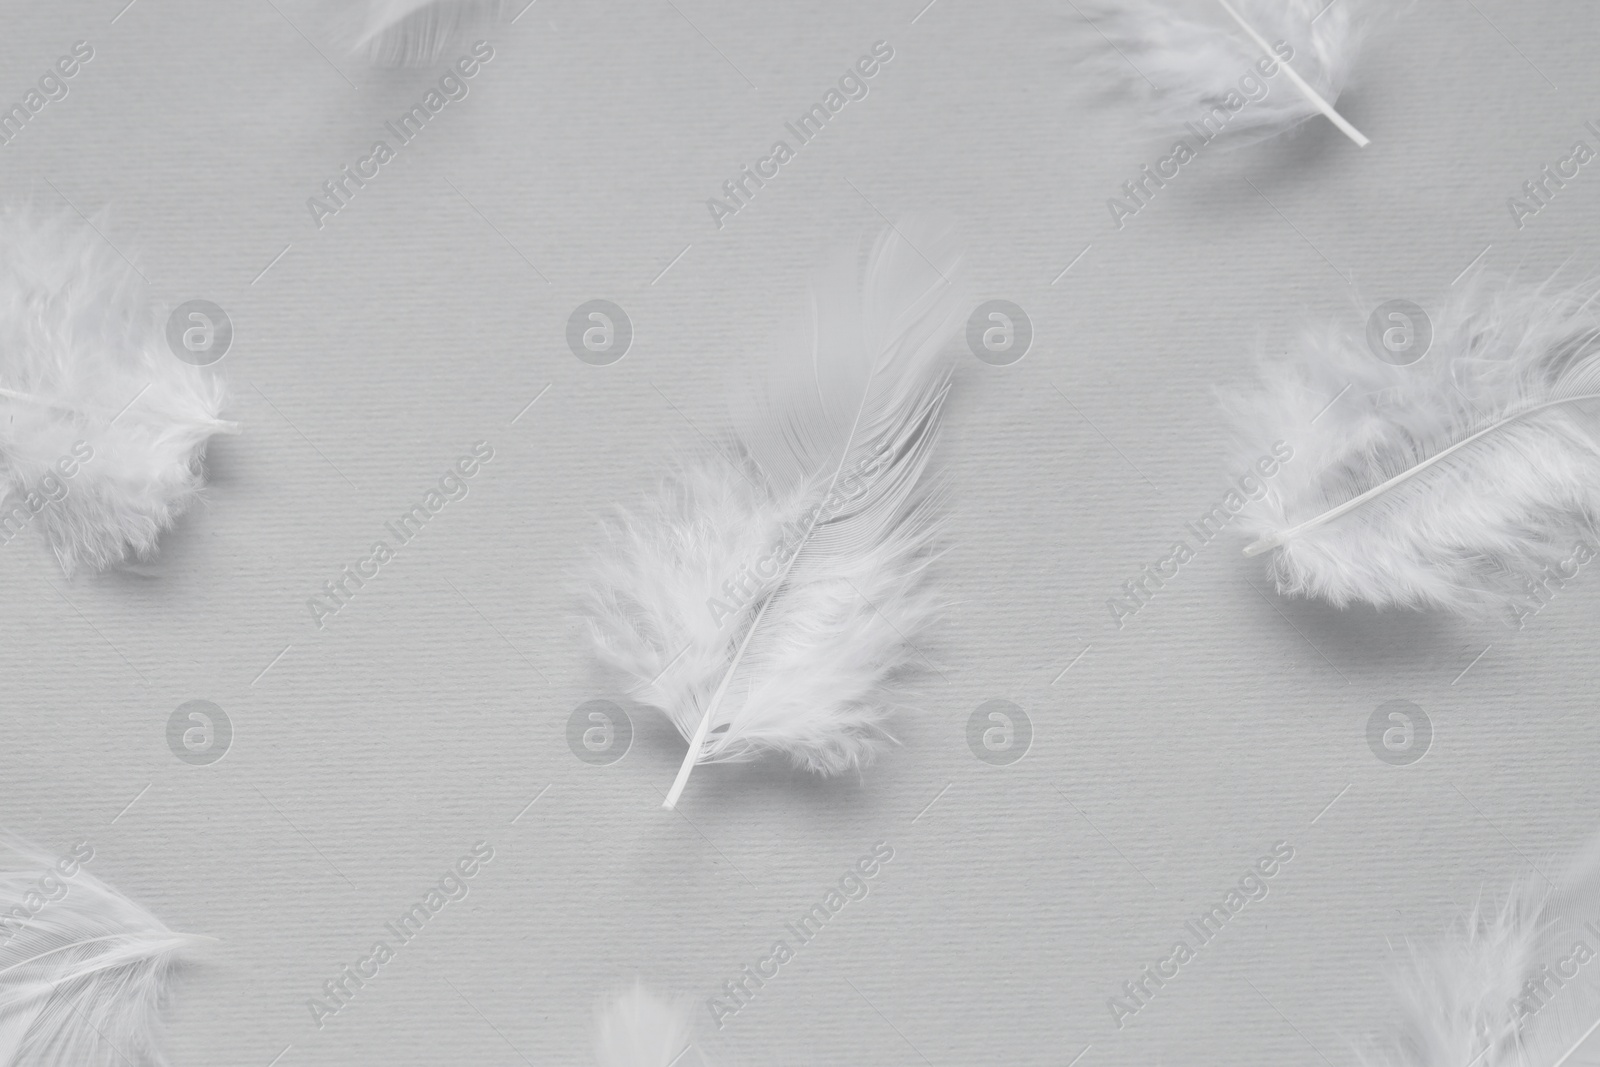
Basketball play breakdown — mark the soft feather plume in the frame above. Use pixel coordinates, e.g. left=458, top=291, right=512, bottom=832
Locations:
left=594, top=984, right=702, bottom=1067
left=1075, top=0, right=1377, bottom=146
left=1358, top=835, right=1600, bottom=1066
left=0, top=207, right=236, bottom=575
left=335, top=0, right=501, bottom=66
left=0, top=833, right=200, bottom=1067
left=1225, top=274, right=1600, bottom=623
left=582, top=220, right=964, bottom=808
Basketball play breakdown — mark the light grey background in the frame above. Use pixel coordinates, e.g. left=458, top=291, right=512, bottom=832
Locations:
left=1, top=1, right=1598, bottom=1064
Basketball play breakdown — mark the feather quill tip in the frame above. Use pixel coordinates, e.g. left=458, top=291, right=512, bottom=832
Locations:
left=1240, top=533, right=1280, bottom=557
left=1075, top=0, right=1381, bottom=147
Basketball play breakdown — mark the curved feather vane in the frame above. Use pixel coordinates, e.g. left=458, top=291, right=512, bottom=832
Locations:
left=1225, top=274, right=1600, bottom=621
left=1076, top=0, right=1376, bottom=146
left=337, top=0, right=501, bottom=67
left=594, top=984, right=701, bottom=1067
left=1358, top=835, right=1600, bottom=1066
left=583, top=220, right=964, bottom=808
left=0, top=207, right=236, bottom=575
left=0, top=834, right=199, bottom=1067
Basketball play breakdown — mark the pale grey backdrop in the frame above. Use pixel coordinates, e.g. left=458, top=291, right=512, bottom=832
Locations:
left=1, top=1, right=1597, bottom=1064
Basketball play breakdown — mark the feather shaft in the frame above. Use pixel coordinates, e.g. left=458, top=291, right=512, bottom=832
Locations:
left=1243, top=391, right=1600, bottom=556
left=0, top=387, right=241, bottom=435
left=661, top=329, right=904, bottom=810
left=661, top=596, right=766, bottom=810
left=1211, top=0, right=1369, bottom=146
left=1552, top=1022, right=1600, bottom=1067
left=0, top=935, right=156, bottom=978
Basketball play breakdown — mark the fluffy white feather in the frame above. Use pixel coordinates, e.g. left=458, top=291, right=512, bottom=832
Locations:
left=582, top=221, right=964, bottom=808
left=594, top=984, right=700, bottom=1067
left=337, top=0, right=501, bottom=66
left=0, top=833, right=199, bottom=1067
left=1358, top=836, right=1600, bottom=1066
left=1225, top=274, right=1600, bottom=621
left=1075, top=0, right=1378, bottom=145
left=0, top=207, right=236, bottom=575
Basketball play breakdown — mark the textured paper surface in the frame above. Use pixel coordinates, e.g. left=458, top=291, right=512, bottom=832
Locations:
left=1, top=1, right=1597, bottom=1064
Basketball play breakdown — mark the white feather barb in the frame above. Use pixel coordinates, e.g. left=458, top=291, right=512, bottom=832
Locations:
left=1075, top=0, right=1377, bottom=146
left=582, top=220, right=965, bottom=809
left=0, top=207, right=236, bottom=575
left=1359, top=834, right=1600, bottom=1066
left=1225, top=274, right=1600, bottom=621
left=0, top=833, right=201, bottom=1067
left=593, top=984, right=701, bottom=1067
left=336, top=0, right=502, bottom=67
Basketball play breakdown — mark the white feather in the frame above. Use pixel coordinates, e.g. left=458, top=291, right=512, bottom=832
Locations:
left=1224, top=274, right=1600, bottom=621
left=1075, top=0, right=1379, bottom=145
left=1358, top=836, right=1600, bottom=1066
left=338, top=0, right=501, bottom=67
left=582, top=220, right=965, bottom=808
left=0, top=207, right=236, bottom=576
left=0, top=834, right=199, bottom=1067
left=594, top=984, right=700, bottom=1067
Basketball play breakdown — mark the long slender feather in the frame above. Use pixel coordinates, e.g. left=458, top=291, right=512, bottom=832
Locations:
left=582, top=220, right=965, bottom=808
left=1359, top=835, right=1600, bottom=1066
left=0, top=207, right=236, bottom=575
left=594, top=984, right=701, bottom=1067
left=1076, top=0, right=1379, bottom=146
left=1225, top=273, right=1600, bottom=621
left=338, top=0, right=501, bottom=67
left=0, top=834, right=199, bottom=1067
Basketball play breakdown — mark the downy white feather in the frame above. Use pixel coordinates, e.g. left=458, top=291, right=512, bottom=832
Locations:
left=1075, top=0, right=1379, bottom=146
left=1358, top=834, right=1600, bottom=1066
left=0, top=833, right=199, bottom=1067
left=0, top=207, right=236, bottom=575
left=1225, top=274, right=1600, bottom=623
left=594, top=984, right=701, bottom=1067
left=337, top=0, right=501, bottom=67
left=582, top=220, right=964, bottom=808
